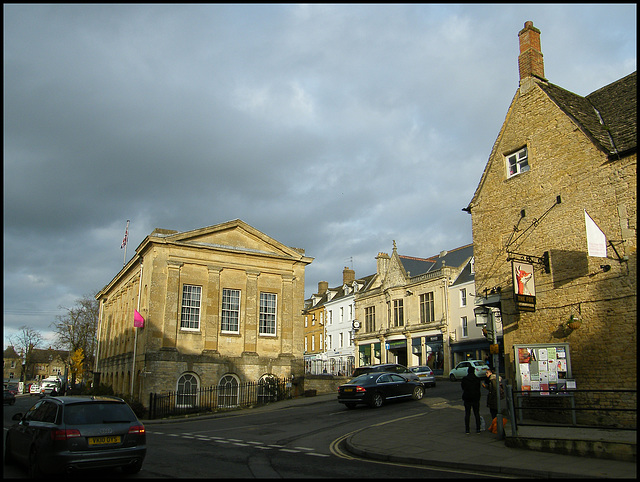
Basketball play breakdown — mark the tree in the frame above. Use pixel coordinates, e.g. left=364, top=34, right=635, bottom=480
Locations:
left=7, top=325, right=44, bottom=381
left=70, top=348, right=85, bottom=385
left=51, top=293, right=99, bottom=381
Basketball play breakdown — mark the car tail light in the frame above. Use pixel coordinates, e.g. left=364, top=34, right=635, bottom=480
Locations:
left=128, top=425, right=145, bottom=434
left=51, top=429, right=81, bottom=441
left=356, top=386, right=366, bottom=393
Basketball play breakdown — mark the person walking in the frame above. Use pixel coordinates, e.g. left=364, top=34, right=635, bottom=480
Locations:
left=461, top=365, right=482, bottom=434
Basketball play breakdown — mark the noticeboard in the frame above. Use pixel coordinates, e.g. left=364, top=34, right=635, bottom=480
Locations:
left=513, top=343, right=573, bottom=395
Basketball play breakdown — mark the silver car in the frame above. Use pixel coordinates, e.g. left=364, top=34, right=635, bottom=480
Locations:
left=409, top=366, right=436, bottom=387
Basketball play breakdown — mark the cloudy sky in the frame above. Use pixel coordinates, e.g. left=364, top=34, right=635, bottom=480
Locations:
left=3, top=4, right=636, bottom=349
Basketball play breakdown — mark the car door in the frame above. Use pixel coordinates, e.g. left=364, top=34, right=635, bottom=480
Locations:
left=390, top=373, right=412, bottom=397
left=376, top=374, right=397, bottom=399
left=456, top=362, right=470, bottom=379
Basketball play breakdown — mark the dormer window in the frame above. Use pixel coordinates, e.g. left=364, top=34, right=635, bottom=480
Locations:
left=506, top=146, right=529, bottom=178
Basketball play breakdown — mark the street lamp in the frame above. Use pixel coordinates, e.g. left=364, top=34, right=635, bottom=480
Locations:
left=474, top=304, right=503, bottom=438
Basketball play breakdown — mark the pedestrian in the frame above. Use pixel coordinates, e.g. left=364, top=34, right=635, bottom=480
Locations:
left=483, top=369, right=503, bottom=420
left=461, top=365, right=482, bottom=434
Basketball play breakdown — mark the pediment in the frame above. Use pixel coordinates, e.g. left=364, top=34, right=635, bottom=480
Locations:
left=383, top=253, right=408, bottom=288
left=157, top=219, right=306, bottom=260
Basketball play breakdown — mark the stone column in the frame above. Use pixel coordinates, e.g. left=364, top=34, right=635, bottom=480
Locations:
left=243, top=269, right=260, bottom=355
left=204, top=266, right=222, bottom=353
left=162, top=261, right=183, bottom=349
left=280, top=274, right=294, bottom=355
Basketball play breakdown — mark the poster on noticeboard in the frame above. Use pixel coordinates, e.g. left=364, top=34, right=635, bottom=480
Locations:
left=513, top=343, right=573, bottom=395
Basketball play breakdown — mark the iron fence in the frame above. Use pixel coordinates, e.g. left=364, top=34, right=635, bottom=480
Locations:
left=506, top=385, right=636, bottom=434
left=148, top=376, right=293, bottom=420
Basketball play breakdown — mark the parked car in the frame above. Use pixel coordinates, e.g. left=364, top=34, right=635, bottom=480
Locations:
left=6, top=382, right=20, bottom=395
left=39, top=381, right=60, bottom=397
left=351, top=363, right=422, bottom=384
left=338, top=372, right=424, bottom=409
left=4, top=395, right=146, bottom=477
left=409, top=366, right=436, bottom=387
left=449, top=360, right=490, bottom=381
left=30, top=384, right=41, bottom=396
left=4, top=389, right=16, bottom=405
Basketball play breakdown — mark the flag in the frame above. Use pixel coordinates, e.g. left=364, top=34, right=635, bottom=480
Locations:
left=585, top=211, right=607, bottom=257
left=134, top=309, right=145, bottom=328
left=121, top=220, right=129, bottom=249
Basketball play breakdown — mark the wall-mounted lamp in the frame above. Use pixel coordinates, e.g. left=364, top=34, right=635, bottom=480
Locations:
left=600, top=265, right=611, bottom=272
left=406, top=290, right=413, bottom=296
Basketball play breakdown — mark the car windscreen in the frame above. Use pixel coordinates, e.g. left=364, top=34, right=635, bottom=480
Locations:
left=64, top=402, right=137, bottom=425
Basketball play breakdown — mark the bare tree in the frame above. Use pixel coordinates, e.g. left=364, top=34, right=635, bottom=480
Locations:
left=51, top=293, right=99, bottom=381
left=7, top=325, right=44, bottom=381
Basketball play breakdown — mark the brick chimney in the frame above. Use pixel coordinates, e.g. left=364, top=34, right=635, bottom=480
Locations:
left=518, top=21, right=546, bottom=82
left=317, top=281, right=328, bottom=295
left=343, top=266, right=355, bottom=285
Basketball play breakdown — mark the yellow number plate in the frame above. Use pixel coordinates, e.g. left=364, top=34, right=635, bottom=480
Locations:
left=88, top=435, right=121, bottom=446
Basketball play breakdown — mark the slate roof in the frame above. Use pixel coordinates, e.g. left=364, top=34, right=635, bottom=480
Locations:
left=538, top=71, right=637, bottom=159
left=399, top=244, right=473, bottom=277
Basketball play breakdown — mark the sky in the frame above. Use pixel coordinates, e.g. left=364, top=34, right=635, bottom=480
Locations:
left=3, top=4, right=636, bottom=350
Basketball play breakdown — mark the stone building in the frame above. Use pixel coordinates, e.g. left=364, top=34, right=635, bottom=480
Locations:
left=3, top=346, right=23, bottom=382
left=354, top=242, right=474, bottom=375
left=465, top=20, right=636, bottom=415
left=95, top=219, right=312, bottom=405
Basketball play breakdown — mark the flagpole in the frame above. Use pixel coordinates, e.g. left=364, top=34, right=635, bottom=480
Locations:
left=122, top=220, right=130, bottom=267
left=131, top=259, right=143, bottom=398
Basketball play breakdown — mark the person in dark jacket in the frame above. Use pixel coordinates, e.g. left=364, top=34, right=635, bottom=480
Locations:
left=461, top=365, right=482, bottom=434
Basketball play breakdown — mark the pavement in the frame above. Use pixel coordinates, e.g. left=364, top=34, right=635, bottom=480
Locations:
left=143, top=390, right=636, bottom=479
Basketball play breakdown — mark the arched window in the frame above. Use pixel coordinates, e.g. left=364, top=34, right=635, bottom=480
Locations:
left=258, top=374, right=278, bottom=403
left=218, top=374, right=239, bottom=408
left=177, top=373, right=199, bottom=408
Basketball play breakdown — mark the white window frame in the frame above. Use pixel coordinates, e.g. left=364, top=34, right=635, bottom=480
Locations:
left=460, top=288, right=467, bottom=307
left=180, top=284, right=202, bottom=331
left=506, top=146, right=529, bottom=178
left=221, top=288, right=241, bottom=333
left=176, top=372, right=199, bottom=408
left=462, top=316, right=468, bottom=338
left=218, top=374, right=240, bottom=408
left=259, top=292, right=277, bottom=336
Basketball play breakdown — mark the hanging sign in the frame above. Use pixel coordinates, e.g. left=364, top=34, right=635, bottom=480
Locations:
left=512, top=261, right=536, bottom=312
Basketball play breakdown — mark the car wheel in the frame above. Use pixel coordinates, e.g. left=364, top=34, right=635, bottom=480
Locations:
left=345, top=402, right=357, bottom=409
left=28, top=446, right=43, bottom=478
left=369, top=393, right=384, bottom=408
left=121, top=459, right=144, bottom=475
left=412, top=386, right=424, bottom=400
left=449, top=374, right=457, bottom=382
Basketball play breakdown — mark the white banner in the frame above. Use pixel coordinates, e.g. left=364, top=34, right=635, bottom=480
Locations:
left=585, top=210, right=607, bottom=257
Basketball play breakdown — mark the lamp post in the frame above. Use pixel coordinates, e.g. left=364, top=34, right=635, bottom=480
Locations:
left=474, top=305, right=503, bottom=438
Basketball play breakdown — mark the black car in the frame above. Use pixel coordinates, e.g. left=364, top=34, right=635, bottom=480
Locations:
left=351, top=363, right=422, bottom=384
left=4, top=396, right=146, bottom=477
left=4, top=389, right=16, bottom=405
left=338, top=372, right=424, bottom=409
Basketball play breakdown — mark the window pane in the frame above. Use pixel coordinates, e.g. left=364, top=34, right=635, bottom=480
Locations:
left=259, top=292, right=277, bottom=335
left=222, top=289, right=240, bottom=332
left=181, top=285, right=201, bottom=330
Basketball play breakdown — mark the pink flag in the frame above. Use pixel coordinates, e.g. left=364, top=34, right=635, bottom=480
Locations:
left=134, top=309, right=144, bottom=328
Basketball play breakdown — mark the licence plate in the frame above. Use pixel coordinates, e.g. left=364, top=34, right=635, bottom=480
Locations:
left=88, top=435, right=121, bottom=446
left=343, top=388, right=354, bottom=393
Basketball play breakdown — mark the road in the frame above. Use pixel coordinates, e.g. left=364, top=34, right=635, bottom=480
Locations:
left=4, top=381, right=488, bottom=478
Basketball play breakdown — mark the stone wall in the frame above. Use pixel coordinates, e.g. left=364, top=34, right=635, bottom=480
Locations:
left=469, top=80, right=637, bottom=408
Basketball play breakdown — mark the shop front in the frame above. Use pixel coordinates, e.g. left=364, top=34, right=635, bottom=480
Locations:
left=358, top=342, right=381, bottom=367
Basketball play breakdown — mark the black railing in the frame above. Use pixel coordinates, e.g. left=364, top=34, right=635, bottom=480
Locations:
left=148, top=377, right=293, bottom=420
left=505, top=385, right=636, bottom=435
